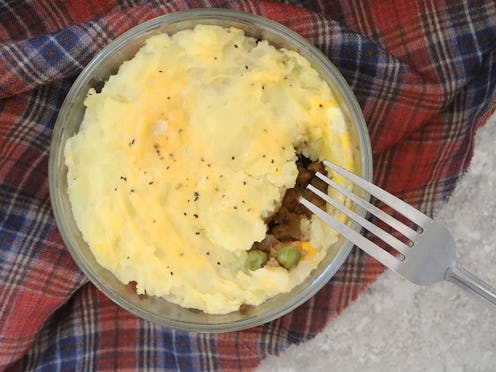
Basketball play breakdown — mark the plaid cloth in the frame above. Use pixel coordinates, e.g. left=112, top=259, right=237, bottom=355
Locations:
left=1, top=0, right=495, bottom=370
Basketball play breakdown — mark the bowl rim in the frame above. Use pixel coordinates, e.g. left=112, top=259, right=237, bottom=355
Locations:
left=49, top=8, right=372, bottom=332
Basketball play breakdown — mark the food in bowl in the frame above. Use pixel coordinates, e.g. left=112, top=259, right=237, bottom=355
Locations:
left=64, top=24, right=354, bottom=314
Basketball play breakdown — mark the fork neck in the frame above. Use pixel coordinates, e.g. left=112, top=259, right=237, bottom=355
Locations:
left=445, top=262, right=496, bottom=308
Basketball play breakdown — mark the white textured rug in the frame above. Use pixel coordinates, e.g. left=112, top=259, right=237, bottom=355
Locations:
left=259, top=112, right=496, bottom=372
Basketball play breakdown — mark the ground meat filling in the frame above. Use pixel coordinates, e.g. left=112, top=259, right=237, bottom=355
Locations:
left=249, top=155, right=328, bottom=263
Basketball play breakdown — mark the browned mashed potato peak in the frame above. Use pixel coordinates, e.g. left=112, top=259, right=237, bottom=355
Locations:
left=64, top=24, right=354, bottom=314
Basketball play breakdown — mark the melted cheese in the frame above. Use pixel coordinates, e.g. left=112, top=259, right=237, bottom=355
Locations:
left=65, top=25, right=354, bottom=314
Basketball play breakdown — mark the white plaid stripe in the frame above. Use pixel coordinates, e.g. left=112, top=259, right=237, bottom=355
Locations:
left=6, top=82, right=64, bottom=150
left=0, top=0, right=30, bottom=38
left=5, top=43, right=49, bottom=85
left=421, top=1, right=460, bottom=92
left=198, top=333, right=217, bottom=371
left=351, top=1, right=376, bottom=38
left=37, top=0, right=67, bottom=32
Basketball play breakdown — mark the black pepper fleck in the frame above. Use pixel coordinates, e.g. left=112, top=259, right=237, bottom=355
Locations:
left=243, top=181, right=246, bottom=186
left=245, top=65, right=248, bottom=70
left=234, top=44, right=238, bottom=48
left=231, top=156, right=235, bottom=160
left=233, top=206, right=237, bottom=210
left=148, top=181, right=154, bottom=185
left=195, top=231, right=200, bottom=235
left=206, top=251, right=210, bottom=255
left=120, top=176, right=127, bottom=181
left=194, top=192, right=199, bottom=201
left=130, top=189, right=135, bottom=193
left=271, top=159, right=274, bottom=164
left=193, top=213, right=199, bottom=219
left=183, top=212, right=187, bottom=216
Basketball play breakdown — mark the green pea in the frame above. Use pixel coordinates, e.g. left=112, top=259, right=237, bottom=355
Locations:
left=246, top=250, right=268, bottom=270
left=276, top=245, right=301, bottom=269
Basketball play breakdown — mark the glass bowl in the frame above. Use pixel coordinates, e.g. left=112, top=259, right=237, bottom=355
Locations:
left=49, top=8, right=372, bottom=332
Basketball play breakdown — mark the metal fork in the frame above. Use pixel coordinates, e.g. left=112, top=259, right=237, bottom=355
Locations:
left=300, top=160, right=496, bottom=307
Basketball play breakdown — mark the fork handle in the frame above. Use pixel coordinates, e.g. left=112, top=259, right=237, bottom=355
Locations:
left=445, top=262, right=496, bottom=308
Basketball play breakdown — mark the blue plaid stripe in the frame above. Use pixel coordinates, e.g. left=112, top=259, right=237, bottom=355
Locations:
left=0, top=22, right=114, bottom=98
left=10, top=286, right=202, bottom=371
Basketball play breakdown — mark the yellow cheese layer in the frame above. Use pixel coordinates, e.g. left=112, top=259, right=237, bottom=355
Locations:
left=65, top=25, right=354, bottom=314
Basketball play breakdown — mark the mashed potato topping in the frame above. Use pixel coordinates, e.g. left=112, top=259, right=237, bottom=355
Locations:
left=65, top=25, right=354, bottom=314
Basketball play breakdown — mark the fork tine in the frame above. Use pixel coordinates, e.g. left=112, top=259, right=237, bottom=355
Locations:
left=315, top=171, right=418, bottom=242
left=306, top=184, right=411, bottom=256
left=316, top=170, right=419, bottom=241
left=323, top=160, right=432, bottom=228
left=299, top=197, right=401, bottom=270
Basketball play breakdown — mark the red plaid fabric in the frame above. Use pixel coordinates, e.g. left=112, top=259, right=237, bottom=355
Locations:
left=1, top=0, right=495, bottom=370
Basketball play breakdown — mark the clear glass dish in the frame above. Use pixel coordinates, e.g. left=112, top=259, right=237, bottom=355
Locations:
left=49, top=8, right=372, bottom=332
